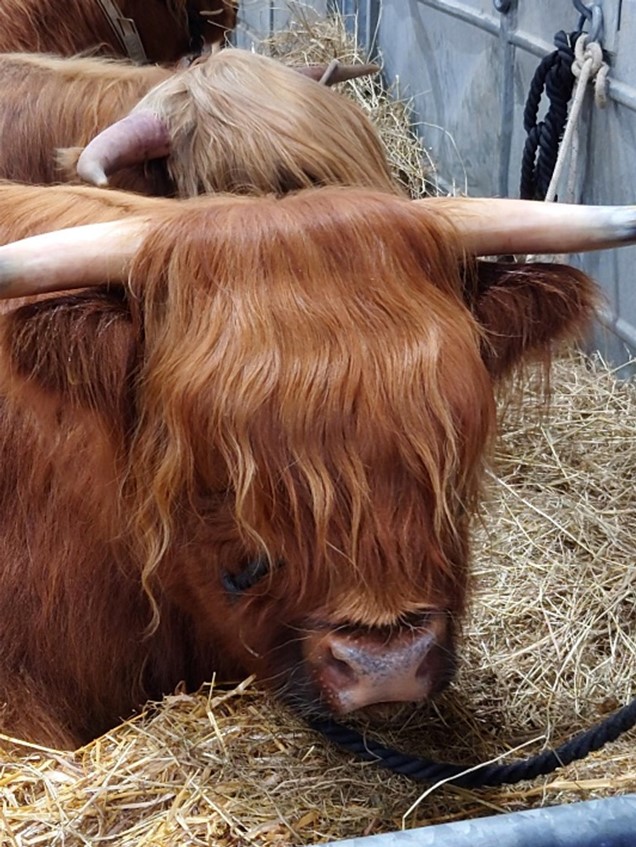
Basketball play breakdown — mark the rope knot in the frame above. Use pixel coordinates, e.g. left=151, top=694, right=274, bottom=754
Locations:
left=573, top=36, right=610, bottom=107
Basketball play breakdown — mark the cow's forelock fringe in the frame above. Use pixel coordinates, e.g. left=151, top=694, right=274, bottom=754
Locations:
left=124, top=189, right=495, bottom=623
left=136, top=49, right=398, bottom=198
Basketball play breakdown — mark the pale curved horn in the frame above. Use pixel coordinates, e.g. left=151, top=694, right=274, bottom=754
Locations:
left=0, top=219, right=150, bottom=299
left=77, top=111, right=172, bottom=187
left=417, top=197, right=636, bottom=255
left=295, top=60, right=380, bottom=85
left=6, top=197, right=635, bottom=300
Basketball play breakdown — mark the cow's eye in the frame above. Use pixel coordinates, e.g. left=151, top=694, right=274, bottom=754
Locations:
left=221, top=556, right=273, bottom=597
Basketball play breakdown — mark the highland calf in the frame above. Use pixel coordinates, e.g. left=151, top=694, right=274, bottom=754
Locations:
left=0, top=49, right=391, bottom=197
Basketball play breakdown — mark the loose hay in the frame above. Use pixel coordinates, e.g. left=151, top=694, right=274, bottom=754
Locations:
left=1, top=8, right=635, bottom=847
left=2, top=352, right=634, bottom=845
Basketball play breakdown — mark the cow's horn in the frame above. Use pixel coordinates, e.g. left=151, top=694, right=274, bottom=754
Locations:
left=295, top=60, right=380, bottom=85
left=0, top=219, right=149, bottom=299
left=77, top=111, right=172, bottom=187
left=416, top=197, right=636, bottom=255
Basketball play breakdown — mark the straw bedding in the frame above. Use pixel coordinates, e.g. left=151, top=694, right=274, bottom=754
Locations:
left=1, top=7, right=635, bottom=846
left=2, top=352, right=634, bottom=845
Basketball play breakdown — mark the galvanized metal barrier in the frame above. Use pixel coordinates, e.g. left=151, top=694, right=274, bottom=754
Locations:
left=316, top=794, right=636, bottom=847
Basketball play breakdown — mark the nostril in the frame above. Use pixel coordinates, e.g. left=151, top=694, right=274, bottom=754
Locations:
left=325, top=645, right=357, bottom=683
left=328, top=640, right=355, bottom=664
left=307, top=635, right=367, bottom=697
left=415, top=647, right=435, bottom=680
left=415, top=640, right=455, bottom=694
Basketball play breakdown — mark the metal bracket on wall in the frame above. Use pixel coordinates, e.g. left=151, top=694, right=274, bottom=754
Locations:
left=573, top=0, right=605, bottom=44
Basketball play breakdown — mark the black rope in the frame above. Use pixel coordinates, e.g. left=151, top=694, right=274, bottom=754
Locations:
left=520, top=30, right=584, bottom=201
left=309, top=695, right=636, bottom=788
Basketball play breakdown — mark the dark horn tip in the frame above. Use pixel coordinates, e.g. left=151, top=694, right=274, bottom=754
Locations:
left=294, top=61, right=382, bottom=85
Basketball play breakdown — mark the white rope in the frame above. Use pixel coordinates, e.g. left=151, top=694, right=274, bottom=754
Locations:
left=544, top=36, right=609, bottom=203
left=527, top=35, right=610, bottom=263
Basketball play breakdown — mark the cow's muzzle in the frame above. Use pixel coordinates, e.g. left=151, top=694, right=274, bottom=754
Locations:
left=301, top=613, right=454, bottom=715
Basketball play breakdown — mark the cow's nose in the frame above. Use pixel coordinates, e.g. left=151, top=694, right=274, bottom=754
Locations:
left=303, top=614, right=452, bottom=714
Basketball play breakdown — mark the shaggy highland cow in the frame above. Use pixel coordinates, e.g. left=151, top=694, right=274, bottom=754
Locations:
left=0, top=182, right=629, bottom=748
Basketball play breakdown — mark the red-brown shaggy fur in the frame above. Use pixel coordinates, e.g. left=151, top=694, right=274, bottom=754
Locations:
left=0, top=0, right=236, bottom=62
left=0, top=57, right=170, bottom=188
left=0, top=185, right=597, bottom=748
left=0, top=50, right=396, bottom=197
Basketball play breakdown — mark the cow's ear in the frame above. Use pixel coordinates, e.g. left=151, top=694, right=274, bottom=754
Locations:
left=466, top=261, right=599, bottom=379
left=0, top=288, right=136, bottom=425
left=55, top=146, right=82, bottom=181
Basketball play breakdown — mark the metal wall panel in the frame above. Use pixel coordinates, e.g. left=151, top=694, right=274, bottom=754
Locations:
left=375, top=1, right=502, bottom=196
